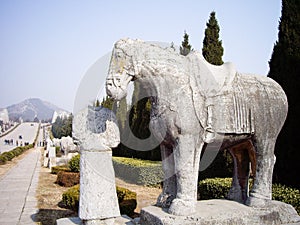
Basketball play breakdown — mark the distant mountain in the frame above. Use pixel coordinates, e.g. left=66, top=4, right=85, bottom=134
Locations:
left=7, top=98, right=68, bottom=122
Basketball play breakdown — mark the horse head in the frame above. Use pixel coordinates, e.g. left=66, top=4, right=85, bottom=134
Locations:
left=106, top=38, right=140, bottom=100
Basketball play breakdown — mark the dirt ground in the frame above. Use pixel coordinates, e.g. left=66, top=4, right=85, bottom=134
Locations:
left=34, top=164, right=161, bottom=224
left=115, top=177, right=162, bottom=213
left=35, top=166, right=77, bottom=225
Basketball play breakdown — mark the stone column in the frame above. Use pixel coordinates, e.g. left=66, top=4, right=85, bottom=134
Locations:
left=48, top=146, right=56, bottom=169
left=80, top=149, right=120, bottom=222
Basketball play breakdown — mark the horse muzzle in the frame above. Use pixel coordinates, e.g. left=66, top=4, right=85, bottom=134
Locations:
left=106, top=82, right=127, bottom=100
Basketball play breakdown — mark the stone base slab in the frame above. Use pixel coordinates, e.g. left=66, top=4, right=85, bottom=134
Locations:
left=56, top=216, right=135, bottom=225
left=140, top=199, right=300, bottom=225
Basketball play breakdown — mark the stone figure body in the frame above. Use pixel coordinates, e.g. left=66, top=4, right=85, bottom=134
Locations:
left=73, top=106, right=121, bottom=224
left=106, top=38, right=288, bottom=216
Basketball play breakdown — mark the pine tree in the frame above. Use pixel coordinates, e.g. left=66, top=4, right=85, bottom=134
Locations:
left=202, top=11, right=224, bottom=65
left=268, top=0, right=300, bottom=188
left=180, top=31, right=192, bottom=56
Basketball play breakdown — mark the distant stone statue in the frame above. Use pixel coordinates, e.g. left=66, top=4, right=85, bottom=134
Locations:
left=106, top=38, right=288, bottom=216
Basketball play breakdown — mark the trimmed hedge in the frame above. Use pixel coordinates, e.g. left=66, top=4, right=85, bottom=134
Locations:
left=198, top=178, right=300, bottom=214
left=1, top=151, right=15, bottom=161
left=56, top=171, right=80, bottom=187
left=272, top=183, right=300, bottom=214
left=0, top=144, right=34, bottom=165
left=51, top=165, right=71, bottom=174
left=112, top=157, right=163, bottom=186
left=68, top=154, right=80, bottom=172
left=61, top=185, right=137, bottom=216
left=62, top=184, right=80, bottom=211
left=117, top=186, right=137, bottom=216
left=198, top=178, right=233, bottom=200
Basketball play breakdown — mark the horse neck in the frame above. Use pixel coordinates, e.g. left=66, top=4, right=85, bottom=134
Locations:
left=132, top=49, right=188, bottom=97
left=135, top=65, right=188, bottom=99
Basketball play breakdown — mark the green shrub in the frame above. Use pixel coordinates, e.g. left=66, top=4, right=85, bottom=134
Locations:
left=62, top=184, right=80, bottom=211
left=68, top=154, right=80, bottom=172
left=272, top=184, right=300, bottom=214
left=198, top=178, right=300, bottom=214
left=0, top=155, right=7, bottom=165
left=112, top=157, right=163, bottom=186
left=51, top=165, right=70, bottom=174
left=116, top=186, right=137, bottom=216
left=61, top=185, right=137, bottom=216
left=1, top=151, right=15, bottom=161
left=12, top=147, right=23, bottom=157
left=113, top=156, right=161, bottom=167
left=0, top=146, right=27, bottom=164
left=55, top=146, right=63, bottom=157
left=55, top=146, right=60, bottom=154
left=198, top=178, right=232, bottom=200
left=56, top=171, right=80, bottom=187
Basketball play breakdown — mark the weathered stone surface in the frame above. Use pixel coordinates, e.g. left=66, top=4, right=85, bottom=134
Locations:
left=79, top=150, right=120, bottom=220
left=56, top=216, right=135, bottom=225
left=73, top=106, right=119, bottom=151
left=140, top=199, right=300, bottom=225
left=56, top=217, right=83, bottom=225
left=47, top=146, right=56, bottom=168
left=53, top=136, right=77, bottom=152
left=106, top=38, right=289, bottom=216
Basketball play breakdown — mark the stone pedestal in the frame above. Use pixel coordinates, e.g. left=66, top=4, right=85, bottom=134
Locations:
left=79, top=150, right=120, bottom=221
left=140, top=199, right=300, bottom=225
left=56, top=216, right=135, bottom=225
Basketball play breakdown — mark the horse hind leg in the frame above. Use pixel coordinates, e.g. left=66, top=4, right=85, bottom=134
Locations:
left=246, top=138, right=275, bottom=207
left=227, top=139, right=254, bottom=203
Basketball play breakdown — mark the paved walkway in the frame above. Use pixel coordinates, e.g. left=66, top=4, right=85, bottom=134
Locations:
left=0, top=147, right=41, bottom=225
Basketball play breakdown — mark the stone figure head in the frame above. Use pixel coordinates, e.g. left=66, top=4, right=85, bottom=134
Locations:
left=106, top=38, right=138, bottom=100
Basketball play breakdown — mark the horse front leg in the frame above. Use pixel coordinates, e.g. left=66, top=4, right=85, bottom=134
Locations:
left=156, top=143, right=176, bottom=208
left=168, top=134, right=200, bottom=216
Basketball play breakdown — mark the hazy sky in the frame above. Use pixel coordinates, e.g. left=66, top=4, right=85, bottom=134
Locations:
left=0, top=0, right=281, bottom=111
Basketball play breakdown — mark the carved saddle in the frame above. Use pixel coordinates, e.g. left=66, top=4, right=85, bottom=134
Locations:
left=188, top=53, right=254, bottom=142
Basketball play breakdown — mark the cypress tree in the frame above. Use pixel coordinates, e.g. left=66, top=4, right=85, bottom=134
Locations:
left=95, top=99, right=100, bottom=107
left=115, top=97, right=127, bottom=131
left=180, top=31, right=192, bottom=56
left=268, top=0, right=300, bottom=188
left=119, top=81, right=161, bottom=160
left=202, top=11, right=224, bottom=65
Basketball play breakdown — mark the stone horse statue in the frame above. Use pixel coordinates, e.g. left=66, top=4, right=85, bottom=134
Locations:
left=106, top=38, right=288, bottom=216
